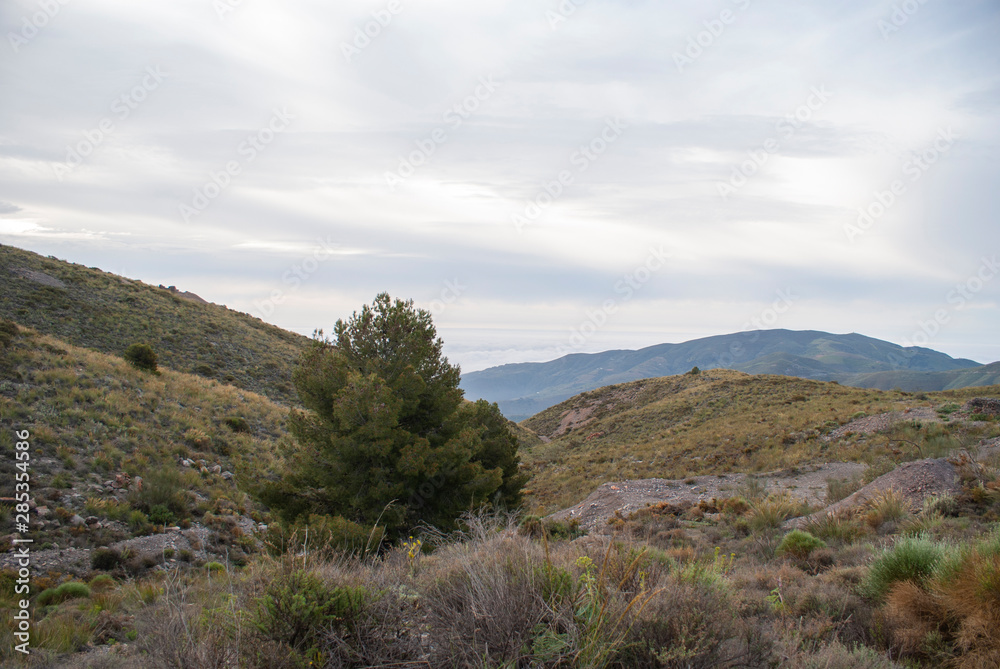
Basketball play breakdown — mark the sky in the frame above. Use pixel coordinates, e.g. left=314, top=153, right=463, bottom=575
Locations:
left=1, top=0, right=998, bottom=372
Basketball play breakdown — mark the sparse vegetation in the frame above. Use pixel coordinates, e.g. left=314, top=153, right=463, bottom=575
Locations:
left=0, top=325, right=289, bottom=553
left=521, top=370, right=1000, bottom=513
left=0, top=243, right=308, bottom=405
left=2, top=246, right=1000, bottom=665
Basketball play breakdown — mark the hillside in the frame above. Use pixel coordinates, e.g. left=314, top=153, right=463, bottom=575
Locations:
left=839, top=361, right=1000, bottom=392
left=461, top=330, right=983, bottom=420
left=0, top=244, right=309, bottom=406
left=0, top=321, right=293, bottom=560
left=518, top=368, right=1000, bottom=513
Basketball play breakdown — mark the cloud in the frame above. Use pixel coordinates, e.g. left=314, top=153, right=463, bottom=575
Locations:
left=0, top=0, right=998, bottom=367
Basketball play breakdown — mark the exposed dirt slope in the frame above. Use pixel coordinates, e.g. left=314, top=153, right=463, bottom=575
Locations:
left=547, top=462, right=865, bottom=531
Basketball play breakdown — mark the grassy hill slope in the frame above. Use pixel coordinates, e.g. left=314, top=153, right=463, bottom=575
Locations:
left=462, top=330, right=982, bottom=420
left=0, top=321, right=291, bottom=553
left=519, top=369, right=1000, bottom=513
left=1, top=244, right=309, bottom=406
left=838, top=361, right=1000, bottom=391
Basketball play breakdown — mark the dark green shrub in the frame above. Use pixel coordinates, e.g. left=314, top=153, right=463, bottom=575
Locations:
left=193, top=363, right=215, bottom=377
left=91, top=548, right=123, bottom=571
left=134, top=468, right=188, bottom=516
left=36, top=582, right=91, bottom=606
left=148, top=504, right=176, bottom=526
left=777, top=529, right=827, bottom=559
left=0, top=319, right=18, bottom=348
left=128, top=510, right=151, bottom=534
left=224, top=416, right=250, bottom=433
left=254, top=570, right=368, bottom=651
left=544, top=518, right=584, bottom=541
left=124, top=342, right=158, bottom=372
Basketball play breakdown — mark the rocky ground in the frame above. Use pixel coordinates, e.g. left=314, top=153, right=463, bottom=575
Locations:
left=548, top=408, right=1000, bottom=532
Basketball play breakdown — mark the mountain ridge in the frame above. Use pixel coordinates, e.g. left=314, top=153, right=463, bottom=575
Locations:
left=461, top=329, right=985, bottom=420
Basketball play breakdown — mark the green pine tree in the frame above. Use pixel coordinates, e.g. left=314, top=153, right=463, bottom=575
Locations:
left=261, top=293, right=527, bottom=537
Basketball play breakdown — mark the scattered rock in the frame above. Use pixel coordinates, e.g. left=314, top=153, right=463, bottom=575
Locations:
left=221, top=471, right=234, bottom=480
left=35, top=506, right=50, bottom=518
left=211, top=465, right=222, bottom=475
left=823, top=408, right=940, bottom=442
left=967, top=397, right=1000, bottom=416
left=9, top=267, right=66, bottom=288
left=786, top=457, right=961, bottom=529
left=69, top=514, right=86, bottom=527
left=547, top=462, right=866, bottom=531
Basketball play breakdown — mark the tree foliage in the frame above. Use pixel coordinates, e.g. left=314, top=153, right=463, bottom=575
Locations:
left=262, top=293, right=526, bottom=537
left=123, top=342, right=158, bottom=372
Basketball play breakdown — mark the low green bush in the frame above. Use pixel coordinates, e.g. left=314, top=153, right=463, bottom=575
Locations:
left=0, top=319, right=18, bottom=348
left=862, top=534, right=948, bottom=601
left=36, top=582, right=91, bottom=607
left=148, top=504, right=176, bottom=526
left=254, top=570, right=369, bottom=652
left=777, top=530, right=827, bottom=560
left=128, top=510, right=151, bottom=534
left=123, top=342, right=158, bottom=372
left=88, top=574, right=116, bottom=592
left=224, top=416, right=250, bottom=433
left=91, top=548, right=123, bottom=571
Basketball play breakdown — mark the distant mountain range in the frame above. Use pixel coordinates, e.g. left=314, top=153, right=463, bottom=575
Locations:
left=460, top=330, right=994, bottom=421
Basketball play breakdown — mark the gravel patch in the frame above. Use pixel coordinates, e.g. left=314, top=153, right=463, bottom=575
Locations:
left=547, top=462, right=865, bottom=531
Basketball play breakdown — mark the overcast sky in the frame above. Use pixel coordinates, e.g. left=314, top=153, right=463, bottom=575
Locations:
left=2, top=0, right=998, bottom=371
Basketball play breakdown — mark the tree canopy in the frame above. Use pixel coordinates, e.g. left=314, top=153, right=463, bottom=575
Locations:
left=261, top=293, right=526, bottom=537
